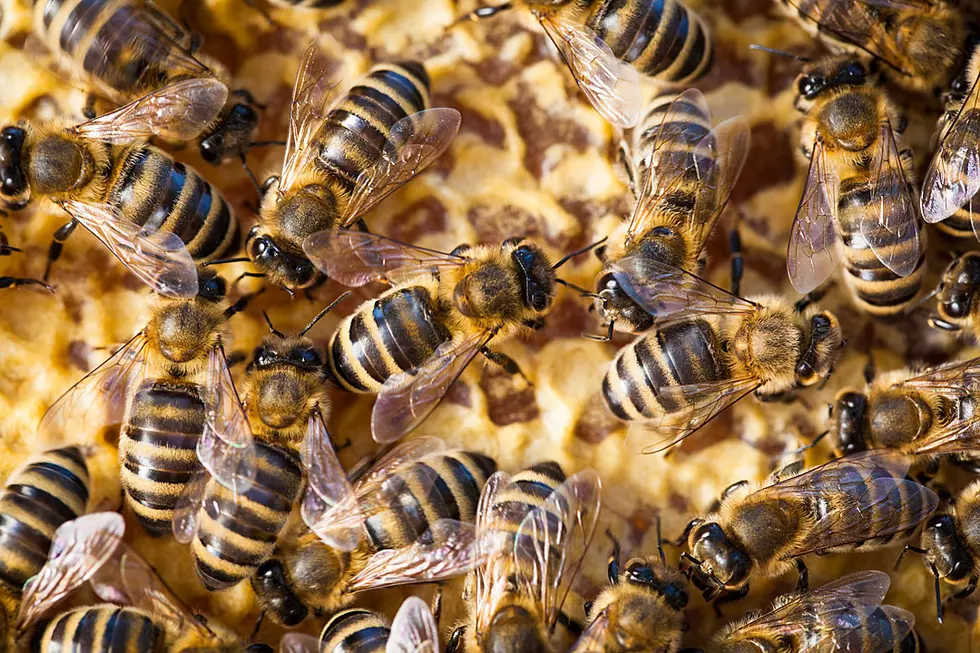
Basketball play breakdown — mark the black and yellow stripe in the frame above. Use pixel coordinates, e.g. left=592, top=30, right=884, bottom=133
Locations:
left=0, top=446, right=89, bottom=595
left=328, top=284, right=451, bottom=394
left=120, top=380, right=205, bottom=537
left=191, top=442, right=303, bottom=591
left=318, top=608, right=390, bottom=653
left=39, top=606, right=165, bottom=653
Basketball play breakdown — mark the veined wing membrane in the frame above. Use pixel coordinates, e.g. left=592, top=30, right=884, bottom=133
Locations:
left=921, top=74, right=980, bottom=224
left=301, top=410, right=360, bottom=551
left=198, top=344, right=255, bottom=493
left=387, top=597, right=439, bottom=653
left=787, top=140, right=843, bottom=294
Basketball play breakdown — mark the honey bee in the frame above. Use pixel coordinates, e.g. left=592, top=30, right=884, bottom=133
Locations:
left=692, top=570, right=920, bottom=653
left=569, top=524, right=688, bottom=653
left=31, top=0, right=262, bottom=165
left=456, top=0, right=715, bottom=128
left=591, top=88, right=750, bottom=338
left=316, top=232, right=597, bottom=443
left=446, top=462, right=602, bottom=653
left=930, top=251, right=980, bottom=334
left=680, top=450, right=938, bottom=607
left=173, top=298, right=347, bottom=591
left=600, top=267, right=844, bottom=454
left=786, top=54, right=924, bottom=317
left=0, top=82, right=240, bottom=296
left=36, top=267, right=253, bottom=537
left=247, top=43, right=460, bottom=292
left=252, top=437, right=497, bottom=626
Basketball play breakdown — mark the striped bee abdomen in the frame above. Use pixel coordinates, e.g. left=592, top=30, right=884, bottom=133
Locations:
left=120, top=380, right=205, bottom=537
left=39, top=606, right=165, bottom=653
left=328, top=285, right=451, bottom=394
left=192, top=442, right=303, bottom=591
left=108, top=145, right=239, bottom=262
left=0, top=446, right=89, bottom=594
left=319, top=608, right=390, bottom=653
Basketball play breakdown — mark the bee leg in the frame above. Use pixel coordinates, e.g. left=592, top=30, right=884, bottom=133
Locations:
left=894, top=544, right=928, bottom=571
left=43, top=219, right=79, bottom=282
left=554, top=610, right=583, bottom=638
left=82, top=94, right=98, bottom=120
left=481, top=348, right=531, bottom=385
left=446, top=626, right=466, bottom=653
left=0, top=277, right=53, bottom=292
left=606, top=529, right=621, bottom=585
left=720, top=480, right=749, bottom=502
left=259, top=175, right=280, bottom=198
left=248, top=611, right=265, bottom=643
left=668, top=518, right=703, bottom=547
left=233, top=271, right=267, bottom=288
left=711, top=586, right=749, bottom=617
left=794, top=558, right=808, bottom=592
left=584, top=320, right=615, bottom=342
left=729, top=224, right=743, bottom=296
left=952, top=576, right=977, bottom=601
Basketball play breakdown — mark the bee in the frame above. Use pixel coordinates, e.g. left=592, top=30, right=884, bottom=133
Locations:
left=316, top=231, right=598, bottom=442
left=36, top=267, right=253, bottom=537
left=600, top=266, right=844, bottom=454
left=246, top=43, right=460, bottom=292
left=0, top=82, right=240, bottom=296
left=446, top=462, right=603, bottom=653
left=680, top=450, right=938, bottom=607
left=929, top=251, right=980, bottom=335
left=591, top=88, right=750, bottom=339
left=568, top=524, right=688, bottom=653
left=31, top=0, right=262, bottom=165
left=251, top=436, right=497, bottom=626
left=14, top=512, right=270, bottom=652
left=692, top=570, right=920, bottom=653
left=173, top=297, right=347, bottom=591
left=456, top=0, right=715, bottom=128
left=786, top=54, right=924, bottom=318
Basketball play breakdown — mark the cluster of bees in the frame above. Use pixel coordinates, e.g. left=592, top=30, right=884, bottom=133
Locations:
left=4, top=0, right=980, bottom=650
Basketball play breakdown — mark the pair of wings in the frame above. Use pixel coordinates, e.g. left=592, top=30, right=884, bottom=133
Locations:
left=473, top=469, right=602, bottom=640
left=16, top=512, right=227, bottom=646
left=787, top=121, right=920, bottom=295
left=37, top=334, right=257, bottom=494
left=281, top=597, right=439, bottom=653
left=717, top=570, right=914, bottom=653
left=300, top=435, right=489, bottom=593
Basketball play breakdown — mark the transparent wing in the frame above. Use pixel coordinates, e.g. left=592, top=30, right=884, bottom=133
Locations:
left=73, top=78, right=227, bottom=143
left=280, top=634, right=321, bottom=653
left=387, top=596, right=439, bottom=653
left=348, top=519, right=486, bottom=592
left=279, top=42, right=339, bottom=198
left=372, top=331, right=492, bottom=444
left=352, top=436, right=448, bottom=497
left=171, top=471, right=209, bottom=544
left=340, top=108, right=461, bottom=225
left=37, top=331, right=150, bottom=447
left=16, top=512, right=125, bottom=631
left=59, top=199, right=197, bottom=298
left=567, top=609, right=611, bottom=653
left=825, top=604, right=915, bottom=653
left=198, top=344, right=256, bottom=493
left=787, top=141, right=843, bottom=294
left=894, top=358, right=980, bottom=454
left=301, top=410, right=360, bottom=551
left=537, top=14, right=642, bottom=128
left=303, top=229, right=466, bottom=287
left=902, top=356, right=980, bottom=393
left=921, top=76, right=980, bottom=224
left=473, top=471, right=513, bottom=634
left=609, top=256, right=759, bottom=322
left=863, top=121, right=920, bottom=277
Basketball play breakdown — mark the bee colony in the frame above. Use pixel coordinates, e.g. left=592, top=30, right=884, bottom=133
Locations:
left=0, top=0, right=977, bottom=650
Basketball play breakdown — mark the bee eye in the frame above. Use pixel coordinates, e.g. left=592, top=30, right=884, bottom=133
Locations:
left=651, top=226, right=673, bottom=236
left=531, top=291, right=548, bottom=311
left=200, top=276, right=227, bottom=300
left=300, top=348, right=322, bottom=367
left=841, top=62, right=865, bottom=83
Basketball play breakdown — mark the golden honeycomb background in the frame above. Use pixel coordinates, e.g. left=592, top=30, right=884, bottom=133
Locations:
left=0, top=0, right=977, bottom=649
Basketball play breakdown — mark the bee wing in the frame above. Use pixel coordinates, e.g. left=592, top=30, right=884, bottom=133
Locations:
left=58, top=198, right=198, bottom=298
left=787, top=140, right=843, bottom=294
left=921, top=75, right=980, bottom=224
left=895, top=357, right=980, bottom=454
left=73, top=78, right=228, bottom=143
left=353, top=436, right=448, bottom=494
left=37, top=331, right=150, bottom=447
left=303, top=228, right=467, bottom=287
left=609, top=256, right=760, bottom=322
left=372, top=331, right=493, bottom=443
left=300, top=410, right=361, bottom=551
left=536, top=14, right=642, bottom=128
left=567, top=609, right=611, bottom=653
left=171, top=470, right=209, bottom=544
left=348, top=519, right=486, bottom=592
left=281, top=634, right=321, bottom=653
left=387, top=597, right=440, bottom=653
left=16, top=512, right=126, bottom=631
left=758, top=450, right=939, bottom=557
left=823, top=604, right=915, bottom=653
left=862, top=121, right=920, bottom=277
left=473, top=471, right=515, bottom=633
left=902, top=356, right=980, bottom=392
left=279, top=42, right=340, bottom=199
left=198, top=344, right=256, bottom=493
left=624, top=375, right=762, bottom=454
left=340, top=108, right=461, bottom=226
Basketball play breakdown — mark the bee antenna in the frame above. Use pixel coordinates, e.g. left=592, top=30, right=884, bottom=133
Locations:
left=655, top=515, right=665, bottom=564
left=906, top=285, right=940, bottom=314
left=205, top=256, right=251, bottom=266
left=555, top=278, right=598, bottom=296
left=240, top=152, right=263, bottom=196
left=779, top=430, right=829, bottom=460
left=299, top=291, right=351, bottom=336
left=749, top=44, right=811, bottom=63
left=261, top=311, right=285, bottom=338
left=552, top=237, right=608, bottom=270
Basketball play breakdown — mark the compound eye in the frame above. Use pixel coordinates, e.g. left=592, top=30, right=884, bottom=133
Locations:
left=531, top=291, right=548, bottom=311
left=200, top=275, right=227, bottom=300
left=651, top=226, right=673, bottom=236
left=300, top=347, right=322, bottom=367
left=842, top=62, right=866, bottom=82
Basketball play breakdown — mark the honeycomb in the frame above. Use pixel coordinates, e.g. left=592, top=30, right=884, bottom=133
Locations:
left=0, top=0, right=976, bottom=649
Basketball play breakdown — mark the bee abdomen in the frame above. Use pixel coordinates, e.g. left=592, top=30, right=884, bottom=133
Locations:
left=319, top=608, right=390, bottom=653
left=110, top=146, right=238, bottom=262
left=0, top=446, right=89, bottom=593
left=317, top=62, right=430, bottom=192
left=121, top=380, right=205, bottom=537
left=936, top=206, right=977, bottom=239
left=40, top=606, right=165, bottom=653
left=328, top=286, right=451, bottom=393
left=192, top=442, right=303, bottom=590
